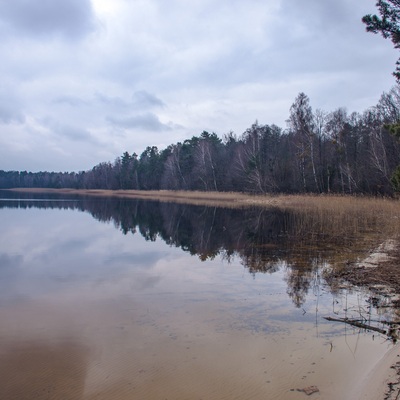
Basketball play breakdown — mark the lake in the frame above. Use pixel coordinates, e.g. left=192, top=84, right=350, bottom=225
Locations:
left=0, top=191, right=397, bottom=399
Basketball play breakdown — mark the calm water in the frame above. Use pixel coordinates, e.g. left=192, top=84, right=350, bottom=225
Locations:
left=0, top=192, right=397, bottom=399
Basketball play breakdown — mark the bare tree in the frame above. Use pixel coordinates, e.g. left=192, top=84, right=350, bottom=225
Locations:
left=288, top=93, right=320, bottom=192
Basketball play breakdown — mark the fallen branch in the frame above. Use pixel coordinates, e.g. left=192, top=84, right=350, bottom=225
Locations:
left=323, top=316, right=387, bottom=335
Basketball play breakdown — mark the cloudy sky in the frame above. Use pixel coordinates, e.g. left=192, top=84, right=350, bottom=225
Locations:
left=0, top=0, right=398, bottom=172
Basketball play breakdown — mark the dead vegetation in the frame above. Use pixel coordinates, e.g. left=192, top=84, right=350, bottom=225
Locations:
left=327, top=244, right=400, bottom=307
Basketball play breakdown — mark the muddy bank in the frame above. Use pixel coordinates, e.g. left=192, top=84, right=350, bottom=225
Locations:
left=327, top=240, right=400, bottom=308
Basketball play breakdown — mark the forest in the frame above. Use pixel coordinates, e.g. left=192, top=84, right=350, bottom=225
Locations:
left=2, top=88, right=400, bottom=195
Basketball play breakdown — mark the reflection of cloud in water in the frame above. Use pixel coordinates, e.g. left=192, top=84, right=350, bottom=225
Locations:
left=105, top=250, right=168, bottom=269
left=0, top=253, right=25, bottom=303
left=54, top=237, right=93, bottom=254
left=0, top=252, right=23, bottom=276
left=131, top=274, right=161, bottom=290
left=0, top=206, right=171, bottom=303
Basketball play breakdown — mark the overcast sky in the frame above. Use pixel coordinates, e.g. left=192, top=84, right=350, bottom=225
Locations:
left=0, top=0, right=398, bottom=172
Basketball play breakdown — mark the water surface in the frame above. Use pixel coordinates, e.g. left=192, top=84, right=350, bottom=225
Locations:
left=0, top=193, right=397, bottom=399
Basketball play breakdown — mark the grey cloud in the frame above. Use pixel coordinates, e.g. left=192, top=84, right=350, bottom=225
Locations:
left=44, top=118, right=99, bottom=144
left=0, top=0, right=96, bottom=40
left=249, top=1, right=386, bottom=81
left=107, top=112, right=172, bottom=131
left=0, top=104, right=25, bottom=124
left=95, top=93, right=130, bottom=109
left=273, top=1, right=378, bottom=51
left=133, top=91, right=165, bottom=108
left=52, top=95, right=88, bottom=107
left=0, top=90, right=25, bottom=124
left=278, top=0, right=353, bottom=33
left=95, top=91, right=165, bottom=110
left=55, top=125, right=98, bottom=143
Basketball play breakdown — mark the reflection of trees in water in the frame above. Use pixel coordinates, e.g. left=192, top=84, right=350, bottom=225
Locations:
left=0, top=194, right=385, bottom=307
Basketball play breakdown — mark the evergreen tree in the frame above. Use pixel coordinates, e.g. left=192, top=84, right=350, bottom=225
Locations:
left=363, top=0, right=400, bottom=81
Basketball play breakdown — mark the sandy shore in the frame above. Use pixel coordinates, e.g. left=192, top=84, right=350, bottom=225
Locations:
left=356, top=344, right=400, bottom=400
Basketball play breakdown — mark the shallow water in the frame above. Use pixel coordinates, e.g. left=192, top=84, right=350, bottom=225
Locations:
left=0, top=193, right=397, bottom=399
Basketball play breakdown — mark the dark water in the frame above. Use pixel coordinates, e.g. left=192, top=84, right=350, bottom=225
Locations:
left=0, top=192, right=396, bottom=399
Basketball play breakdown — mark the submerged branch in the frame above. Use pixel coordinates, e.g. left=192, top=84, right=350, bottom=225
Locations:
left=323, top=316, right=387, bottom=335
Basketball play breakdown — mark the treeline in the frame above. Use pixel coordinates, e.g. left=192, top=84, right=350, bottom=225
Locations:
left=2, top=89, right=400, bottom=194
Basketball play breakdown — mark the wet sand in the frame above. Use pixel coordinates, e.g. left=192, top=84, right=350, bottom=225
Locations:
left=356, top=345, right=400, bottom=400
